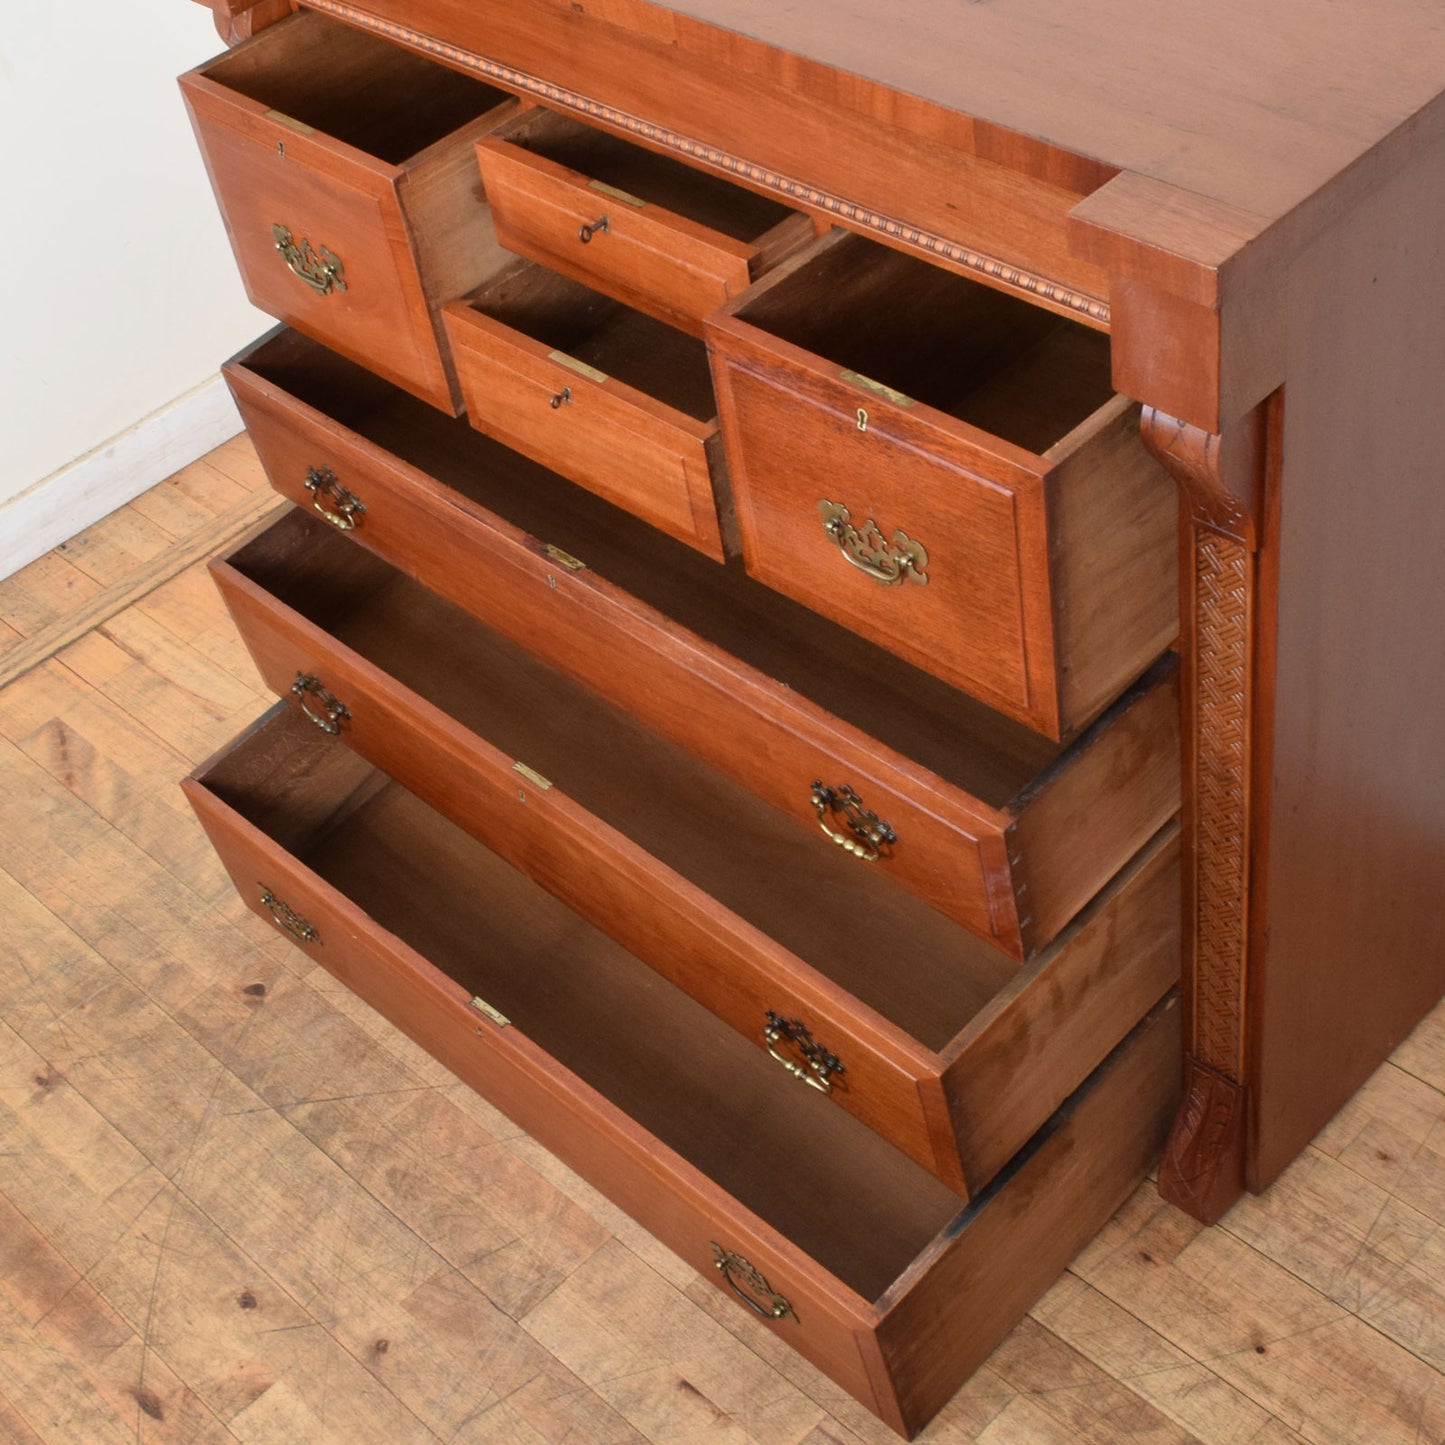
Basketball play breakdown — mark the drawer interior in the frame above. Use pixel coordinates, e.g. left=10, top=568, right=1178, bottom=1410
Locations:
left=203, top=706, right=966, bottom=1296
left=231, top=511, right=1019, bottom=1048
left=200, top=11, right=510, bottom=163
left=493, top=106, right=796, bottom=242
left=732, top=231, right=1117, bottom=455
left=461, top=261, right=719, bottom=422
left=240, top=330, right=1065, bottom=805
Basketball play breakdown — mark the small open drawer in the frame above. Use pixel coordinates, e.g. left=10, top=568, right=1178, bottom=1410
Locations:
left=476, top=105, right=817, bottom=335
left=224, top=329, right=1180, bottom=959
left=706, top=230, right=1179, bottom=738
left=212, top=506, right=1180, bottom=1194
left=180, top=10, right=518, bottom=412
left=442, top=259, right=735, bottom=558
left=185, top=701, right=1181, bottom=1438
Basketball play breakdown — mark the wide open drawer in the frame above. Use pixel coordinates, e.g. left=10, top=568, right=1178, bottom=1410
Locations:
left=180, top=10, right=517, bottom=411
left=707, top=230, right=1178, bottom=739
left=212, top=506, right=1180, bottom=1195
left=224, top=328, right=1179, bottom=960
left=475, top=105, right=816, bottom=336
left=185, top=703, right=1180, bottom=1438
left=442, top=259, right=736, bottom=558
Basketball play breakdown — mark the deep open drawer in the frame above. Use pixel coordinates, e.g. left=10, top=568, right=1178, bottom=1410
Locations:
left=185, top=702, right=1180, bottom=1438
left=224, top=328, right=1179, bottom=959
left=180, top=9, right=517, bottom=411
left=214, top=505, right=1180, bottom=1194
left=707, top=230, right=1179, bottom=738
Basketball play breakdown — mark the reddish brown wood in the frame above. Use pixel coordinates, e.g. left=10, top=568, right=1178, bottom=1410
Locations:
left=477, top=107, right=809, bottom=335
left=708, top=231, right=1176, bottom=738
left=1140, top=400, right=1271, bottom=1220
left=185, top=702, right=1181, bottom=1436
left=442, top=265, right=730, bottom=558
left=180, top=11, right=517, bottom=411
left=224, top=337, right=1179, bottom=960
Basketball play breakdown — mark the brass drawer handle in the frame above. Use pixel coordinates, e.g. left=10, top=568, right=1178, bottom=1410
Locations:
left=577, top=214, right=610, bottom=243
left=292, top=673, right=350, bottom=735
left=259, top=885, right=319, bottom=944
left=272, top=223, right=346, bottom=296
left=811, top=781, right=897, bottom=862
left=818, top=499, right=929, bottom=587
left=710, top=1244, right=796, bottom=1322
left=763, top=1011, right=845, bottom=1094
left=304, top=466, right=365, bottom=530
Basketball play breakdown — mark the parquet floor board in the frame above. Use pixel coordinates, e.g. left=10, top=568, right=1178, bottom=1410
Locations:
left=0, top=440, right=1441, bottom=1444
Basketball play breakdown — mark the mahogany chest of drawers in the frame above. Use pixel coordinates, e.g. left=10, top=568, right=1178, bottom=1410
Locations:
left=177, top=0, right=1445, bottom=1432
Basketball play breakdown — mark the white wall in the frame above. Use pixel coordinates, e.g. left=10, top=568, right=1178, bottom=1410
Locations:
left=0, top=3, right=268, bottom=577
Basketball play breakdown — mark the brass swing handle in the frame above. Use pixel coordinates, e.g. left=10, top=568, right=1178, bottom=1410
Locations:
left=259, top=885, right=319, bottom=944
left=763, top=1011, right=845, bottom=1094
left=817, top=499, right=929, bottom=587
left=810, top=780, right=897, bottom=863
left=304, top=466, right=365, bottom=531
left=292, top=673, right=350, bottom=735
left=272, top=224, right=346, bottom=296
left=709, top=1244, right=796, bottom=1322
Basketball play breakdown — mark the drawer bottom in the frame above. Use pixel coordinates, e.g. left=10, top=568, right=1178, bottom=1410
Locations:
left=186, top=704, right=1180, bottom=1435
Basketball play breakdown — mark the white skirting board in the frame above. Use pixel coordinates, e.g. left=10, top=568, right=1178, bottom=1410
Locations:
left=0, top=376, right=243, bottom=582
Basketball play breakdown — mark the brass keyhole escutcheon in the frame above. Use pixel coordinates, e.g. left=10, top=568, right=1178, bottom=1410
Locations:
left=259, top=886, right=319, bottom=944
left=304, top=465, right=365, bottom=530
left=763, top=1011, right=845, bottom=1094
left=857, top=407, right=868, bottom=432
left=291, top=673, right=350, bottom=735
left=810, top=780, right=897, bottom=862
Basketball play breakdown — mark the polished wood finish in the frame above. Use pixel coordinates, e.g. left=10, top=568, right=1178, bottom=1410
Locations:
left=443, top=261, right=733, bottom=557
left=180, top=10, right=517, bottom=411
left=477, top=106, right=814, bottom=336
left=182, top=701, right=1182, bottom=1433
left=7, top=478, right=1444, bottom=1443
left=208, top=505, right=1181, bottom=1194
left=223, top=331, right=1179, bottom=959
left=708, top=231, right=1177, bottom=737
left=183, top=0, right=1445, bottom=1370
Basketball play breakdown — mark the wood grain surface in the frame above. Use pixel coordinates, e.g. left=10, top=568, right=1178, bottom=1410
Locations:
left=1, top=435, right=1442, bottom=1443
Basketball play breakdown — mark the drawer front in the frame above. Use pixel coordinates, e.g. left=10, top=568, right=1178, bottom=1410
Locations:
left=442, top=303, right=729, bottom=558
left=182, top=79, right=456, bottom=411
left=225, top=358, right=1013, bottom=950
left=183, top=740, right=883, bottom=1407
left=209, top=546, right=958, bottom=1187
left=709, top=321, right=1059, bottom=733
left=478, top=136, right=758, bottom=336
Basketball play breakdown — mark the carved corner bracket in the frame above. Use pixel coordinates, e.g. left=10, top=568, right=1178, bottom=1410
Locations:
left=198, top=0, right=294, bottom=45
left=1141, top=402, right=1272, bottom=1224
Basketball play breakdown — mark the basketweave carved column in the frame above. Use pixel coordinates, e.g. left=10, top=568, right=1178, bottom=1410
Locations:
left=1141, top=401, right=1273, bottom=1225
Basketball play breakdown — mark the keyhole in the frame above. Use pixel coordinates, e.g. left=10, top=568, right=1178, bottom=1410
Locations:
left=277, top=140, right=285, bottom=158
left=857, top=407, right=868, bottom=432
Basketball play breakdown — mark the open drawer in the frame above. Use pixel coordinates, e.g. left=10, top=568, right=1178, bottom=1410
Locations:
left=184, top=702, right=1181, bottom=1438
left=223, top=329, right=1180, bottom=960
left=180, top=10, right=517, bottom=412
left=212, top=506, right=1180, bottom=1195
left=707, top=230, right=1179, bottom=738
left=475, top=105, right=817, bottom=335
left=442, top=259, right=736, bottom=558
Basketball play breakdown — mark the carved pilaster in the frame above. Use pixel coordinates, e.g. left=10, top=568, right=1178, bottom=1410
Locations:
left=1141, top=402, right=1269, bottom=1224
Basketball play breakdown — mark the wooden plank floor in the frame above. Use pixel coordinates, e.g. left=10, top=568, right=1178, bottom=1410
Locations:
left=1, top=439, right=1442, bottom=1444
